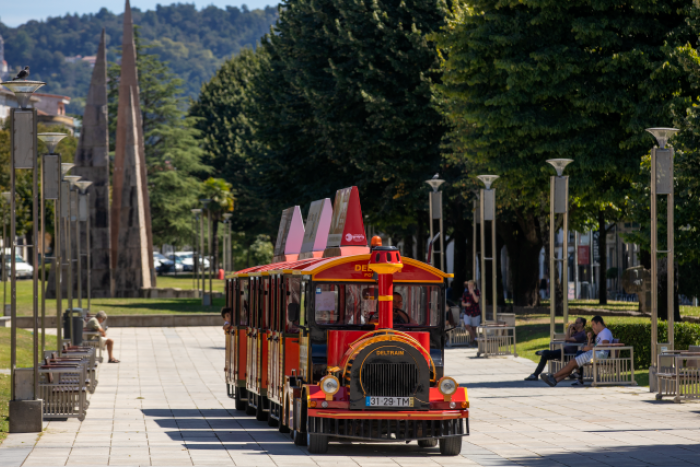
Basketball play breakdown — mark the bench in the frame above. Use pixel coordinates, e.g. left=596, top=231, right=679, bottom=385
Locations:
left=547, top=341, right=593, bottom=381
left=476, top=324, right=517, bottom=358
left=446, top=327, right=471, bottom=348
left=38, top=362, right=88, bottom=421
left=656, top=347, right=700, bottom=403
left=81, top=330, right=104, bottom=363
left=580, top=341, right=636, bottom=386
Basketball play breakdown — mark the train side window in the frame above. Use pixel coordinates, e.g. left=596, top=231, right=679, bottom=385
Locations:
left=239, top=279, right=249, bottom=326
left=262, top=278, right=270, bottom=329
left=314, top=284, right=339, bottom=325
left=286, top=276, right=301, bottom=333
left=393, top=285, right=440, bottom=326
left=300, top=281, right=307, bottom=327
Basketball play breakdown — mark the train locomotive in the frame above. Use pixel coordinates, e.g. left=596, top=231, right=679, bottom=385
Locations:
left=224, top=188, right=469, bottom=455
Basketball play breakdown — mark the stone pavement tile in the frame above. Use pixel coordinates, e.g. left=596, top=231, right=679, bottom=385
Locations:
left=108, top=456, right=150, bottom=466
left=70, top=445, right=112, bottom=456
left=66, top=455, right=111, bottom=465
left=150, top=457, right=193, bottom=466
left=20, top=456, right=70, bottom=466
left=110, top=447, right=151, bottom=457
left=30, top=446, right=74, bottom=456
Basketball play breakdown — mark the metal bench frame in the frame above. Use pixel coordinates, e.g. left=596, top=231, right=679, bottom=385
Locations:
left=476, top=324, right=517, bottom=358
left=656, top=352, right=700, bottom=403
left=38, top=365, right=88, bottom=421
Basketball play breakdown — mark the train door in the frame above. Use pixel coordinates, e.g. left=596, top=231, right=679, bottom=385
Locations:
left=246, top=277, right=258, bottom=397
left=256, top=276, right=271, bottom=397
left=283, top=276, right=301, bottom=383
left=225, top=280, right=233, bottom=393
left=268, top=275, right=280, bottom=404
left=233, top=278, right=249, bottom=402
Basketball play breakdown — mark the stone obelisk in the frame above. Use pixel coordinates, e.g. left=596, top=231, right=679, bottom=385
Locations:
left=111, top=0, right=155, bottom=296
left=72, top=29, right=111, bottom=298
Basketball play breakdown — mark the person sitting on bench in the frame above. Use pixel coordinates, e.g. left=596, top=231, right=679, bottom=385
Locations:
left=85, top=310, right=119, bottom=363
left=524, top=317, right=587, bottom=381
left=540, top=316, right=612, bottom=387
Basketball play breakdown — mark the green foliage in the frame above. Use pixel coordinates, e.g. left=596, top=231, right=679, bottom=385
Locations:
left=107, top=32, right=211, bottom=248
left=189, top=48, right=275, bottom=237
left=231, top=232, right=274, bottom=269
left=244, top=0, right=448, bottom=233
left=607, top=322, right=700, bottom=369
left=433, top=0, right=697, bottom=305
left=0, top=4, right=278, bottom=113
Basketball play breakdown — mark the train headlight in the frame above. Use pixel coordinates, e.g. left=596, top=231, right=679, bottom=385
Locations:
left=320, top=375, right=340, bottom=398
left=438, top=377, right=458, bottom=396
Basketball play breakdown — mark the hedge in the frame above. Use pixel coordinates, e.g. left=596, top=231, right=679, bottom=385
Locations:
left=607, top=322, right=700, bottom=369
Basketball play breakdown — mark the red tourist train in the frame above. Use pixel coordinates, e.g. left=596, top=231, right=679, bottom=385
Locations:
left=224, top=187, right=469, bottom=454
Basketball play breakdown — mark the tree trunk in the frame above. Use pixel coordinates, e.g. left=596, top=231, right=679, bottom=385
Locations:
left=416, top=215, right=426, bottom=264
left=451, top=213, right=470, bottom=303
left=402, top=233, right=414, bottom=260
left=598, top=210, right=607, bottom=305
left=499, top=213, right=543, bottom=307
left=212, top=219, right=220, bottom=272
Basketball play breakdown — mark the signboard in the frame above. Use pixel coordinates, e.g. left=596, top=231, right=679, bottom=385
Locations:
left=326, top=186, right=366, bottom=248
left=300, top=198, right=333, bottom=254
left=592, top=231, right=600, bottom=265
left=273, top=206, right=304, bottom=257
left=578, top=245, right=590, bottom=265
left=568, top=282, right=576, bottom=300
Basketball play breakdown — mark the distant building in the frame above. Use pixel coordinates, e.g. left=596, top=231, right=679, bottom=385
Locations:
left=0, top=89, right=75, bottom=134
left=33, top=93, right=71, bottom=116
left=64, top=55, right=96, bottom=68
left=0, top=86, right=40, bottom=122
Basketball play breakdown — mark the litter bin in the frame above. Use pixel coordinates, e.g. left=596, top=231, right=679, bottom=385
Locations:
left=63, top=309, right=84, bottom=346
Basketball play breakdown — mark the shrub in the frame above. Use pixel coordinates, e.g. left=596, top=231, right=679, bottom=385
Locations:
left=607, top=322, right=700, bottom=369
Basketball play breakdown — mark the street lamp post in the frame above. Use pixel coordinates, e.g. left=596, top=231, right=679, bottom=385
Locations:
left=2, top=192, right=10, bottom=318
left=57, top=163, right=74, bottom=349
left=199, top=199, right=212, bottom=306
left=477, top=175, right=499, bottom=323
left=63, top=175, right=82, bottom=342
left=37, top=133, right=67, bottom=354
left=646, top=127, right=679, bottom=388
left=472, top=193, right=479, bottom=281
left=191, top=209, right=202, bottom=296
left=75, top=181, right=93, bottom=313
left=546, top=159, right=574, bottom=339
left=2, top=78, right=45, bottom=432
left=425, top=174, right=446, bottom=271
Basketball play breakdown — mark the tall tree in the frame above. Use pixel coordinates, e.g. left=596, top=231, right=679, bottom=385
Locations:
left=434, top=0, right=696, bottom=306
left=200, top=177, right=235, bottom=271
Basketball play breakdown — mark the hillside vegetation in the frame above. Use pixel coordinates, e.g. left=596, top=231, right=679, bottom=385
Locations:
left=0, top=3, right=278, bottom=114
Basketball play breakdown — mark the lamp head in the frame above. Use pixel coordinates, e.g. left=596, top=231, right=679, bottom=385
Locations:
left=425, top=173, right=445, bottom=192
left=61, top=163, right=75, bottom=176
left=223, top=213, right=232, bottom=220
left=476, top=175, right=499, bottom=190
left=75, top=180, right=93, bottom=194
left=199, top=198, right=211, bottom=208
left=191, top=208, right=202, bottom=215
left=1, top=80, right=45, bottom=109
left=38, top=132, right=68, bottom=154
left=546, top=159, right=574, bottom=177
left=64, top=175, right=82, bottom=188
left=645, top=128, right=679, bottom=149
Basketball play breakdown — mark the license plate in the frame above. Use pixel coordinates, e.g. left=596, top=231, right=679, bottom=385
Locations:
left=365, top=396, right=413, bottom=408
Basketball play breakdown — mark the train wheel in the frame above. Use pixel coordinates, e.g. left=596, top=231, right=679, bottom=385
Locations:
left=235, top=388, right=247, bottom=411
left=256, top=399, right=268, bottom=422
left=293, top=429, right=307, bottom=446
left=307, top=433, right=328, bottom=454
left=245, top=393, right=256, bottom=416
left=267, top=406, right=279, bottom=427
left=418, top=439, right=438, bottom=448
left=439, top=437, right=462, bottom=456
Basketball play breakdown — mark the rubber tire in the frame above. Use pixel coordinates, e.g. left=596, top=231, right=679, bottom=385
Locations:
left=279, top=422, right=290, bottom=434
left=235, top=388, right=247, bottom=411
left=267, top=412, right=279, bottom=427
left=256, top=399, right=268, bottom=421
left=245, top=394, right=257, bottom=416
left=307, top=433, right=329, bottom=454
left=439, top=437, right=462, bottom=456
left=418, top=439, right=438, bottom=448
left=293, top=429, right=307, bottom=446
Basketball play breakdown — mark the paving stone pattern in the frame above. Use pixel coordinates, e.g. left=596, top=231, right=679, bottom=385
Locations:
left=1, top=326, right=699, bottom=466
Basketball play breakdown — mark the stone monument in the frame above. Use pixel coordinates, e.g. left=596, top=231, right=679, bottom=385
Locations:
left=72, top=29, right=111, bottom=298
left=110, top=0, right=155, bottom=296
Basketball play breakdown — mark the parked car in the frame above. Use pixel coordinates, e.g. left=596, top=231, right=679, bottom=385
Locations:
left=166, top=254, right=185, bottom=273
left=3, top=254, right=34, bottom=279
left=173, top=251, right=210, bottom=271
left=153, top=252, right=176, bottom=274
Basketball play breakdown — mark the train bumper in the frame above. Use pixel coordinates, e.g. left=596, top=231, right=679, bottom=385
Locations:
left=307, top=412, right=469, bottom=441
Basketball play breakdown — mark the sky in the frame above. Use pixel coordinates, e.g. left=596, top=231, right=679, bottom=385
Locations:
left=1, top=0, right=277, bottom=27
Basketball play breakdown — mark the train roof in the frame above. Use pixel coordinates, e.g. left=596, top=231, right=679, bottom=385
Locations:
left=230, top=254, right=452, bottom=283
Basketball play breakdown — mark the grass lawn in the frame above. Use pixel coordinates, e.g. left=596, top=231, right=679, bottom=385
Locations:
left=539, top=299, right=699, bottom=318
left=0, top=328, right=58, bottom=443
left=10, top=275, right=226, bottom=316
left=516, top=313, right=651, bottom=386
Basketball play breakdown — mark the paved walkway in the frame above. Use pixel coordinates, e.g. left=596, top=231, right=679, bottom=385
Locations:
left=1, top=327, right=699, bottom=467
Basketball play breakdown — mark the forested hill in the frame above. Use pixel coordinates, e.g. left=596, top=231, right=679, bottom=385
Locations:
left=0, top=3, right=278, bottom=114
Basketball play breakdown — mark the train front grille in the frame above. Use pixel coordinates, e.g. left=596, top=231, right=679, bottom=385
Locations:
left=361, top=362, right=418, bottom=398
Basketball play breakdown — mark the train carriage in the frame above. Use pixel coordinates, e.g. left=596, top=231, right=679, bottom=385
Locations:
left=225, top=239, right=469, bottom=455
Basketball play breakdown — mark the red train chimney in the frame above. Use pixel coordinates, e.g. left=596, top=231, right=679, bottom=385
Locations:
left=368, top=244, right=403, bottom=329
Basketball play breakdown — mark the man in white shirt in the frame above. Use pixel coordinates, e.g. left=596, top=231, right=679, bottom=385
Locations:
left=540, top=316, right=612, bottom=387
left=85, top=310, right=119, bottom=363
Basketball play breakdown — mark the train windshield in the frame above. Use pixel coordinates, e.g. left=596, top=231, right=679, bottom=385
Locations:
left=313, top=283, right=440, bottom=327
